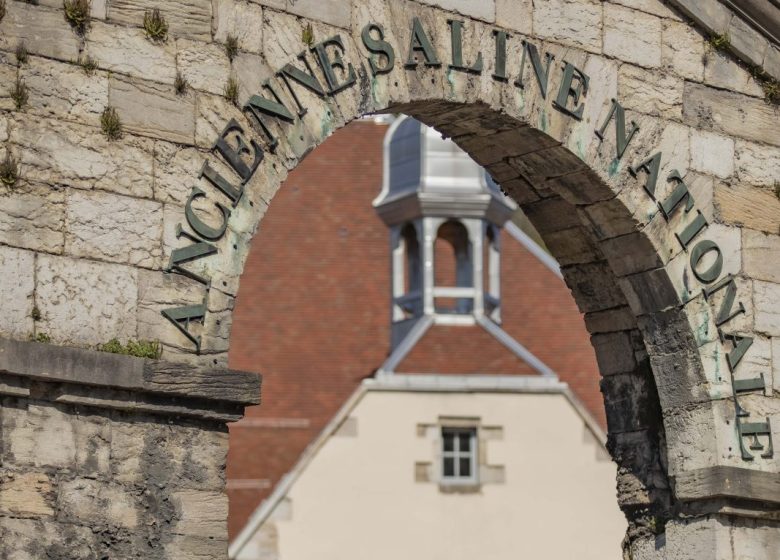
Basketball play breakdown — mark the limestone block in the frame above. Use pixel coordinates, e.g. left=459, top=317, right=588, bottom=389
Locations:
left=0, top=472, right=54, bottom=517
left=0, top=115, right=8, bottom=143
left=108, top=0, right=212, bottom=41
left=591, top=331, right=637, bottom=376
left=414, top=0, right=495, bottom=22
left=690, top=129, right=734, bottom=180
left=662, top=19, right=705, bottom=81
left=10, top=116, right=154, bottom=199
left=0, top=184, right=66, bottom=254
left=734, top=140, right=780, bottom=188
left=727, top=13, right=769, bottom=70
left=604, top=4, right=662, bottom=68
left=164, top=535, right=230, bottom=560
left=86, top=21, right=177, bottom=85
left=21, top=57, right=109, bottom=128
left=774, top=338, right=780, bottom=395
left=35, top=0, right=106, bottom=19
left=610, top=0, right=679, bottom=19
left=3, top=403, right=111, bottom=475
left=213, top=0, right=264, bottom=54
left=532, top=0, right=602, bottom=53
left=671, top=0, right=732, bottom=36
left=618, top=64, right=683, bottom=119
left=495, top=0, right=532, bottom=34
left=0, top=246, right=34, bottom=339
left=0, top=3, right=80, bottom=62
left=111, top=416, right=227, bottom=490
left=715, top=183, right=780, bottom=235
left=59, top=478, right=139, bottom=529
left=176, top=39, right=232, bottom=96
left=109, top=74, right=195, bottom=144
left=285, top=0, right=351, bottom=28
left=0, top=56, right=18, bottom=112
left=35, top=254, right=138, bottom=346
left=154, top=142, right=208, bottom=205
left=682, top=83, right=780, bottom=148
left=66, top=190, right=163, bottom=268
left=754, top=280, right=780, bottom=337
left=744, top=230, right=780, bottom=284
left=0, top=518, right=99, bottom=560
left=195, top=92, right=249, bottom=150
left=172, top=490, right=228, bottom=538
left=703, top=51, right=764, bottom=98
left=765, top=46, right=780, bottom=81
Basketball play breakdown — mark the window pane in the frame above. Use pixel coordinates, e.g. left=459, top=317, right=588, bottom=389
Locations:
left=443, top=432, right=454, bottom=452
left=459, top=432, right=471, bottom=452
left=459, top=458, right=471, bottom=477
left=443, top=457, right=455, bottom=477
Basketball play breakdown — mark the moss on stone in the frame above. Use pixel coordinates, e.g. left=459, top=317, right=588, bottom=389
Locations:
left=97, top=338, right=162, bottom=359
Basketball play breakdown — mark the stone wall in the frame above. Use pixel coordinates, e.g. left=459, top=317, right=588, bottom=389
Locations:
left=0, top=0, right=778, bottom=557
left=0, top=337, right=259, bottom=559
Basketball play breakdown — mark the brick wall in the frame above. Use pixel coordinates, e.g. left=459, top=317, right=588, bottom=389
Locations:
left=227, top=120, right=604, bottom=539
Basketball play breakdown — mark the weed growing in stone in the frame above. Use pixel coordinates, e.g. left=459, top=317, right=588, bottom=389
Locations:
left=11, top=76, right=28, bottom=110
left=63, top=0, right=91, bottom=35
left=79, top=54, right=98, bottom=75
left=708, top=33, right=730, bottom=52
left=143, top=9, right=168, bottom=42
left=225, top=33, right=239, bottom=61
left=0, top=151, right=20, bottom=188
left=98, top=338, right=162, bottom=359
left=0, top=0, right=6, bottom=23
left=15, top=42, right=28, bottom=65
left=774, top=182, right=780, bottom=200
left=100, top=106, right=123, bottom=141
left=31, top=332, right=51, bottom=343
left=31, top=306, right=41, bottom=321
left=302, top=22, right=314, bottom=47
left=224, top=76, right=239, bottom=106
left=174, top=71, right=188, bottom=95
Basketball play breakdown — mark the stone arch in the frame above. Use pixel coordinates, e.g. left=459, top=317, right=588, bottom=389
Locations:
left=1, top=0, right=778, bottom=557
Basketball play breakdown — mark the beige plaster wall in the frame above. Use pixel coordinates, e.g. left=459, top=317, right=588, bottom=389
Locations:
left=235, top=390, right=624, bottom=560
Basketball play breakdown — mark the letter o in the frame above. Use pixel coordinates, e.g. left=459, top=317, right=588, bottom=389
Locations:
left=690, top=239, right=723, bottom=284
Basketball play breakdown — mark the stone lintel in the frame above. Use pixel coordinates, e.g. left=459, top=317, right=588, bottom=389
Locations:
left=0, top=337, right=261, bottom=420
left=674, top=465, right=780, bottom=507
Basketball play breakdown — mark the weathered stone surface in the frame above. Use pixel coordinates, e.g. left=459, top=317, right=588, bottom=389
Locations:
left=153, top=142, right=207, bottom=205
left=591, top=331, right=637, bottom=376
left=0, top=184, right=66, bottom=253
left=754, top=280, right=780, bottom=337
left=285, top=0, right=352, bottom=28
left=682, top=82, right=780, bottom=148
left=618, top=64, right=683, bottom=119
left=172, top=490, right=228, bottom=538
left=610, top=0, right=678, bottom=19
left=86, top=21, right=177, bottom=85
left=10, top=117, right=154, bottom=198
left=662, top=19, right=705, bottom=81
left=532, top=0, right=602, bottom=53
left=213, top=0, right=264, bottom=54
left=727, top=12, right=769, bottom=69
left=21, top=57, right=109, bottom=128
left=35, top=255, right=138, bottom=346
left=58, top=478, right=139, bottom=529
left=670, top=0, right=732, bottom=35
left=4, top=403, right=111, bottom=475
left=109, top=74, right=195, bottom=144
left=108, top=0, right=213, bottom=41
left=734, top=140, right=780, bottom=188
left=0, top=3, right=80, bottom=62
left=0, top=246, right=34, bottom=340
left=690, top=129, right=734, bottom=179
left=0, top=472, right=55, bottom=517
left=604, top=4, right=662, bottom=68
left=416, top=0, right=495, bottom=22
left=0, top=517, right=100, bottom=560
left=177, top=39, right=232, bottom=96
left=495, top=0, right=532, bottom=34
left=743, top=230, right=780, bottom=284
left=65, top=190, right=163, bottom=268
left=703, top=51, right=764, bottom=98
left=715, top=182, right=780, bottom=234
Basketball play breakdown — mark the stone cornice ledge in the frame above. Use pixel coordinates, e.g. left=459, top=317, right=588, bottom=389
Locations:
left=669, top=0, right=780, bottom=81
left=0, top=337, right=261, bottom=422
left=674, top=466, right=780, bottom=513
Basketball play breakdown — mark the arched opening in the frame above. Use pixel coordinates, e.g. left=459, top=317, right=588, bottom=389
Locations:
left=433, top=219, right=473, bottom=314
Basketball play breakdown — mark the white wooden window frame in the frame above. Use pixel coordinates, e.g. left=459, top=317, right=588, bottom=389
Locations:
left=441, top=427, right=478, bottom=484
